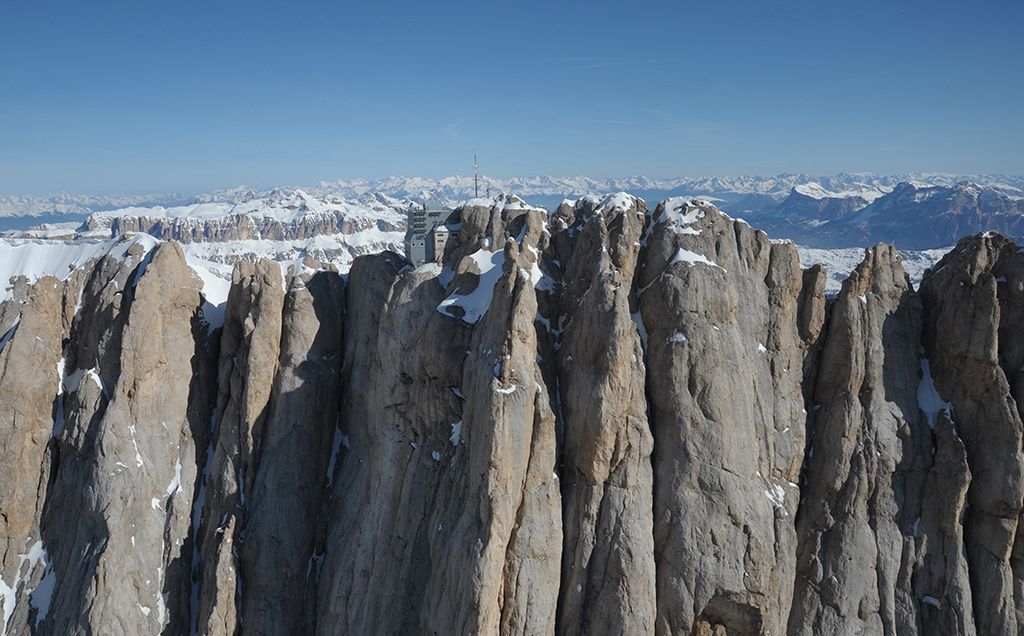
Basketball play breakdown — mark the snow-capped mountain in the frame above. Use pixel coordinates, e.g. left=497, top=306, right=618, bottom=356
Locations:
left=5, top=173, right=1022, bottom=219
left=751, top=181, right=1024, bottom=249
left=1, top=176, right=1021, bottom=298
left=0, top=192, right=191, bottom=218
left=79, top=189, right=408, bottom=243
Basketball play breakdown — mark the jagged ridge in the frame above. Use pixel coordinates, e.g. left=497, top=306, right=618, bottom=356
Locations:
left=1, top=194, right=1022, bottom=635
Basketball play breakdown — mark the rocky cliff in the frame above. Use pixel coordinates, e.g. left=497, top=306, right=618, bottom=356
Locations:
left=1, top=194, right=1023, bottom=635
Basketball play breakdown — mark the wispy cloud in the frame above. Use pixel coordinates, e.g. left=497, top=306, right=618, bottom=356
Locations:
left=442, top=119, right=464, bottom=143
left=554, top=55, right=666, bottom=73
left=643, top=108, right=726, bottom=141
left=590, top=119, right=645, bottom=125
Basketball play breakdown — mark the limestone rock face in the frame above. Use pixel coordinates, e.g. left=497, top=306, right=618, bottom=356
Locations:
left=0, top=276, right=63, bottom=634
left=790, top=245, right=932, bottom=634
left=5, top=199, right=1024, bottom=635
left=548, top=194, right=656, bottom=635
left=102, top=209, right=403, bottom=244
left=192, top=259, right=345, bottom=635
left=637, top=199, right=807, bottom=635
left=195, top=259, right=285, bottom=635
left=240, top=266, right=345, bottom=632
left=317, top=199, right=562, bottom=635
left=919, top=233, right=1024, bottom=635
left=314, top=252, right=448, bottom=635
left=421, top=237, right=562, bottom=634
left=40, top=241, right=216, bottom=635
left=913, top=411, right=975, bottom=635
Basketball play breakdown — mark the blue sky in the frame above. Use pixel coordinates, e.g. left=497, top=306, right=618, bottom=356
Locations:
left=1, top=0, right=1021, bottom=194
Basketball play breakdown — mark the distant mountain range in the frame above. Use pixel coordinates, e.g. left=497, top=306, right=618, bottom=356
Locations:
left=745, top=180, right=1024, bottom=249
left=5, top=173, right=1023, bottom=216
left=2, top=173, right=1023, bottom=249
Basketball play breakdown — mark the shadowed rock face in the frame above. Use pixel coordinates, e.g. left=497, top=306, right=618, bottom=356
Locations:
left=3, top=197, right=1024, bottom=635
left=34, top=242, right=217, bottom=635
left=549, top=195, right=656, bottom=635
left=0, top=276, right=63, bottom=632
left=195, top=259, right=285, bottom=636
left=790, top=245, right=931, bottom=634
left=918, top=233, right=1024, bottom=636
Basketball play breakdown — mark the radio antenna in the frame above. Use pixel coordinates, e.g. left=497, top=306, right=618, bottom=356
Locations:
left=474, top=154, right=479, bottom=198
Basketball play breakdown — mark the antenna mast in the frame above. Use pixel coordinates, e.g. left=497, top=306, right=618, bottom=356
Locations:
left=474, top=154, right=479, bottom=198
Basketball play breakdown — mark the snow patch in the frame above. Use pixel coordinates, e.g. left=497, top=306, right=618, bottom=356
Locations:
left=596, top=192, right=637, bottom=213
left=186, top=256, right=232, bottom=331
left=0, top=539, right=55, bottom=635
left=631, top=312, right=649, bottom=351
left=494, top=383, right=517, bottom=395
left=918, top=357, right=953, bottom=429
left=437, top=248, right=504, bottom=323
left=670, top=248, right=724, bottom=271
left=659, top=198, right=706, bottom=235
left=164, top=456, right=183, bottom=498
left=0, top=234, right=157, bottom=302
left=764, top=483, right=786, bottom=508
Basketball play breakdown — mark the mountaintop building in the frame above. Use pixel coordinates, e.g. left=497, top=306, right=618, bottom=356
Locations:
left=404, top=203, right=460, bottom=266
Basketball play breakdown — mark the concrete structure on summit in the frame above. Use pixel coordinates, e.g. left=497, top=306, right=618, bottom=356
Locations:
left=404, top=203, right=460, bottom=266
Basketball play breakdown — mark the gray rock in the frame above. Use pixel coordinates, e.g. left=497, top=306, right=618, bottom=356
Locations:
left=0, top=276, right=63, bottom=634
left=39, top=242, right=215, bottom=634
left=195, top=259, right=285, bottom=635
left=919, top=233, right=1024, bottom=635
left=240, top=265, right=344, bottom=632
left=3, top=201, right=1024, bottom=635
left=789, top=245, right=932, bottom=634
left=637, top=199, right=806, bottom=634
left=550, top=195, right=656, bottom=635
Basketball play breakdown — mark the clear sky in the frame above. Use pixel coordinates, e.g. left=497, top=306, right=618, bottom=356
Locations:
left=1, top=0, right=1021, bottom=195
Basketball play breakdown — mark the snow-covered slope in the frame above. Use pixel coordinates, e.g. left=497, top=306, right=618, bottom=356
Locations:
left=0, top=233, right=380, bottom=332
left=0, top=235, right=160, bottom=301
left=791, top=182, right=889, bottom=203
left=796, top=244, right=952, bottom=293
left=77, top=189, right=408, bottom=243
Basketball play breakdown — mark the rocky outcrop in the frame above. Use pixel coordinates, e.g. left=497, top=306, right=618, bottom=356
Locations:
left=637, top=198, right=807, bottom=634
left=317, top=195, right=562, bottom=635
left=547, top=194, right=656, bottom=635
left=239, top=265, right=344, bottom=632
left=194, top=259, right=285, bottom=635
left=193, top=259, right=345, bottom=635
left=100, top=211, right=402, bottom=244
left=5, top=195, right=1024, bottom=635
left=38, top=241, right=216, bottom=634
left=790, top=245, right=932, bottom=634
left=0, top=275, right=63, bottom=634
left=919, top=233, right=1024, bottom=635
